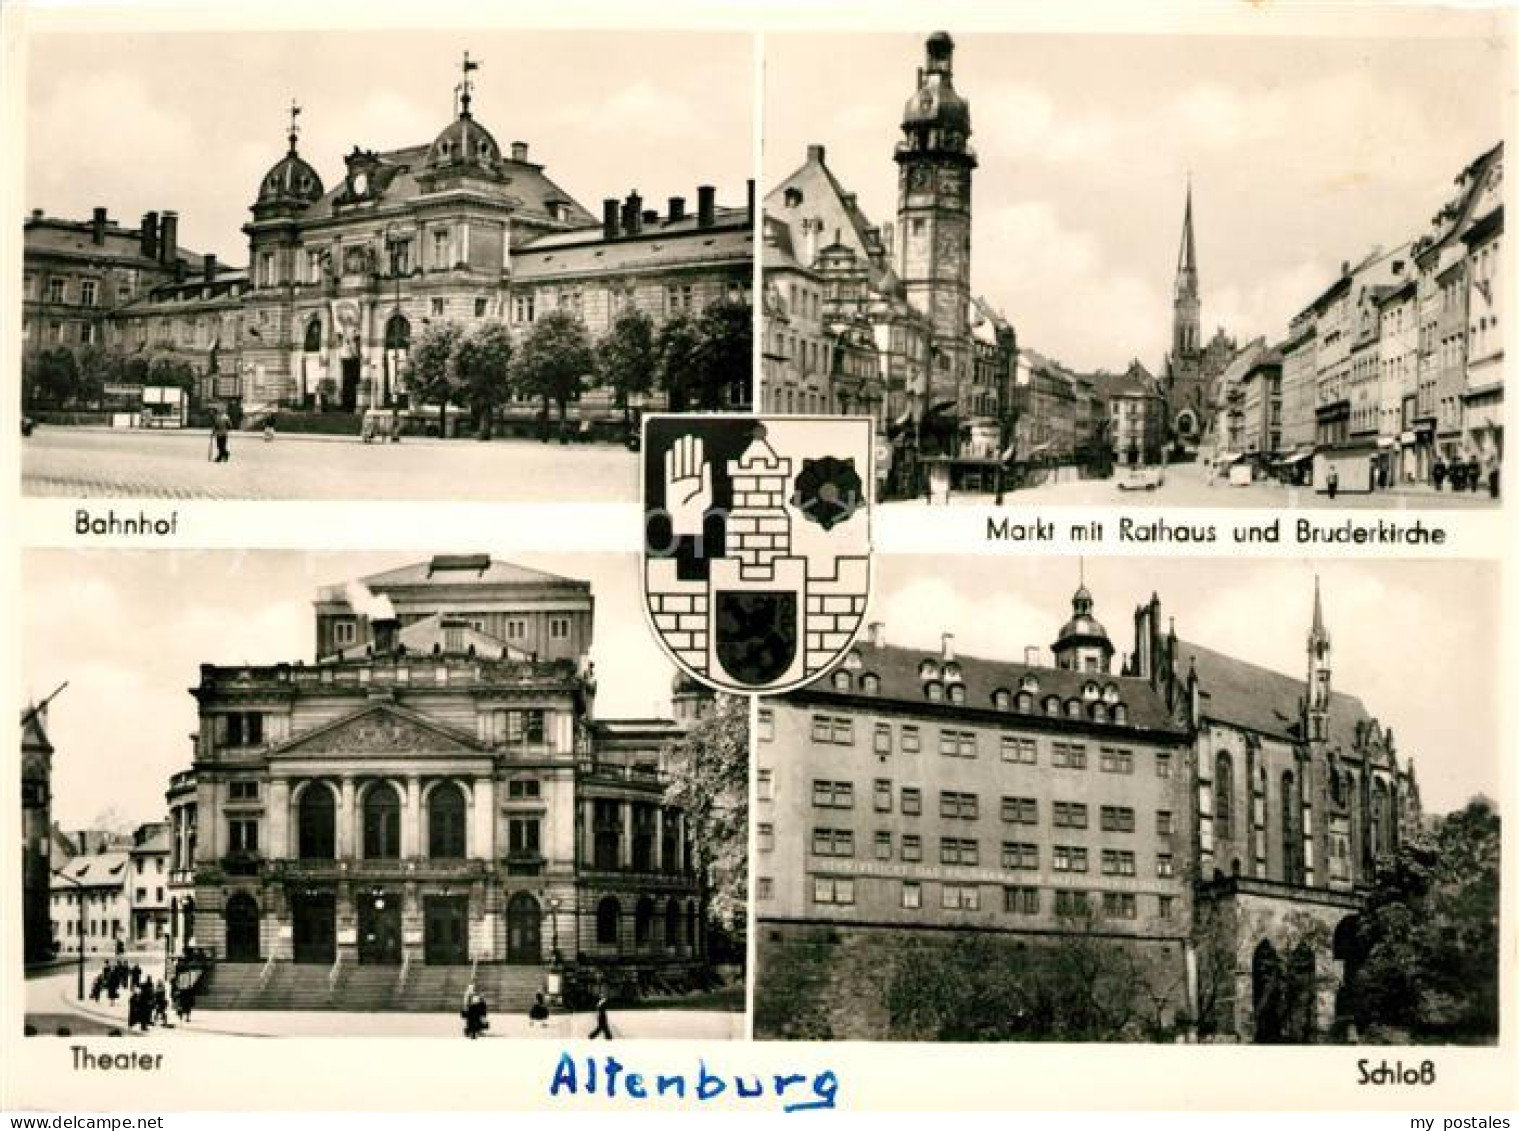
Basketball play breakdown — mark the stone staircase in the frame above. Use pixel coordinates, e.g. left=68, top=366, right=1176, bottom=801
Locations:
left=194, top=962, right=264, bottom=1009
left=197, top=961, right=546, bottom=1012
left=473, top=965, right=546, bottom=1015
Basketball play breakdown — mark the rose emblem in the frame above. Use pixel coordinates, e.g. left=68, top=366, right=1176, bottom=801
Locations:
left=790, top=456, right=864, bottom=532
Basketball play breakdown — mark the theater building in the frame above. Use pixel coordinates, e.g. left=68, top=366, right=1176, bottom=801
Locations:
left=168, top=556, right=704, bottom=1006
left=756, top=579, right=1420, bottom=1042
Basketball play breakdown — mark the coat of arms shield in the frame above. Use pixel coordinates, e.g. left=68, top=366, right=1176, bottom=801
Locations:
left=642, top=414, right=874, bottom=694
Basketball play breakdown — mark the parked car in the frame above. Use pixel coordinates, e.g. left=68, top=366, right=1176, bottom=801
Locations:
left=1117, top=465, right=1165, bottom=491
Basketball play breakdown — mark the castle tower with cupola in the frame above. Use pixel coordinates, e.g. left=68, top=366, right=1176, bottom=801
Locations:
left=1051, top=572, right=1115, bottom=674
left=895, top=32, right=977, bottom=412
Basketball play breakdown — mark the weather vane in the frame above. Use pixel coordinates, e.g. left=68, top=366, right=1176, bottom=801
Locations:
left=456, top=50, right=482, bottom=116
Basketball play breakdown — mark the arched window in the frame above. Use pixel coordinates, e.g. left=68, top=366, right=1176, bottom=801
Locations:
left=1371, top=778, right=1392, bottom=861
left=992, top=689, right=1011, bottom=711
left=862, top=673, right=880, bottom=694
left=1065, top=698, right=1082, bottom=718
left=427, top=782, right=466, bottom=859
left=1015, top=691, right=1033, bottom=713
left=1113, top=704, right=1128, bottom=725
left=635, top=897, right=655, bottom=947
left=1043, top=695, right=1061, bottom=716
left=303, top=318, right=322, bottom=352
left=832, top=670, right=851, bottom=692
left=1215, top=753, right=1235, bottom=841
left=298, top=784, right=335, bottom=861
left=1282, top=770, right=1302, bottom=884
left=385, top=314, right=411, bottom=350
left=665, top=900, right=681, bottom=951
left=363, top=782, right=401, bottom=860
left=596, top=897, right=620, bottom=946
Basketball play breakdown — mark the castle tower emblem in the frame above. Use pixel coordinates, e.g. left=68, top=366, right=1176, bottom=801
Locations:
left=643, top=416, right=874, bottom=693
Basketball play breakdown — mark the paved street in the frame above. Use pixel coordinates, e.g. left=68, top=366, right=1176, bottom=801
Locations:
left=889, top=459, right=1499, bottom=510
left=22, top=426, right=639, bottom=502
left=24, top=966, right=743, bottom=1041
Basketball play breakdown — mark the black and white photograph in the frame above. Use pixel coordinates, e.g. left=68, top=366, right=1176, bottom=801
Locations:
left=762, top=30, right=1507, bottom=507
left=21, top=551, right=747, bottom=1038
left=19, top=30, right=754, bottom=501
left=753, top=557, right=1500, bottom=1044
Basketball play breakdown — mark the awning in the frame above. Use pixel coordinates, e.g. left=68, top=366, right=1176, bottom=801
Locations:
left=1376, top=437, right=1397, bottom=449
left=1282, top=450, right=1315, bottom=466
left=1399, top=431, right=1418, bottom=444
left=1214, top=451, right=1242, bottom=465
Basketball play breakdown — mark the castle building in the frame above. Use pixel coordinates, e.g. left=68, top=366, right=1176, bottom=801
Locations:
left=755, top=578, right=1419, bottom=1043
left=166, top=556, right=706, bottom=1009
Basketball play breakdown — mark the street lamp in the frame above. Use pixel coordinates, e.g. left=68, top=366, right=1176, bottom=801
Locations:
left=52, top=868, right=86, bottom=1000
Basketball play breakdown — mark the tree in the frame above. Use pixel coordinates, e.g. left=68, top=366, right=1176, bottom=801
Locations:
left=73, top=345, right=117, bottom=408
left=454, top=322, right=514, bottom=439
left=27, top=348, right=79, bottom=409
left=655, top=313, right=702, bottom=412
left=692, top=299, right=752, bottom=409
left=406, top=321, right=466, bottom=436
left=1340, top=797, right=1499, bottom=1043
left=596, top=308, right=657, bottom=424
left=663, top=693, right=748, bottom=959
left=512, top=309, right=594, bottom=438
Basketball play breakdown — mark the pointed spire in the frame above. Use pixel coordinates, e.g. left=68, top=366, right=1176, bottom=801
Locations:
left=1311, top=574, right=1325, bottom=636
left=1177, top=177, right=1197, bottom=278
left=287, top=98, right=302, bottom=155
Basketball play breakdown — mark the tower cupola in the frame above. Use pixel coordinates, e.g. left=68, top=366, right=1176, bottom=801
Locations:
left=1052, top=569, right=1115, bottom=674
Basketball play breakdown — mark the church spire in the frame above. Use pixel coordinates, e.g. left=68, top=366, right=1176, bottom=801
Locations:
left=1310, top=574, right=1327, bottom=640
left=1177, top=178, right=1197, bottom=278
left=1306, top=575, right=1332, bottom=742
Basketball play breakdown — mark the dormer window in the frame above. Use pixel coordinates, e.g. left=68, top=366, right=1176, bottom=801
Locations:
left=1043, top=695, right=1061, bottom=716
left=832, top=670, right=851, bottom=692
left=918, top=659, right=940, bottom=681
left=943, top=662, right=962, bottom=684
left=992, top=689, right=1011, bottom=711
left=1082, top=681, right=1100, bottom=701
left=1103, top=684, right=1120, bottom=705
left=1113, top=704, right=1128, bottom=725
left=1019, top=674, right=1040, bottom=694
left=1090, top=703, right=1108, bottom=723
left=861, top=673, right=880, bottom=694
left=1066, top=699, right=1083, bottom=718
left=1016, top=691, right=1033, bottom=713
left=948, top=684, right=966, bottom=705
left=844, top=650, right=863, bottom=671
left=925, top=681, right=944, bottom=702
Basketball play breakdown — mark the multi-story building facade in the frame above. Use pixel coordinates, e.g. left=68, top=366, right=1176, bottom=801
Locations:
left=1377, top=279, right=1420, bottom=484
left=761, top=216, right=832, bottom=414
left=166, top=555, right=706, bottom=1007
left=1012, top=348, right=1079, bottom=462
left=126, top=822, right=172, bottom=949
left=1461, top=197, right=1503, bottom=468
left=1109, top=360, right=1165, bottom=468
left=50, top=850, right=131, bottom=957
left=21, top=701, right=57, bottom=964
left=756, top=578, right=1420, bottom=1043
left=21, top=207, right=199, bottom=363
left=756, top=590, right=1196, bottom=1038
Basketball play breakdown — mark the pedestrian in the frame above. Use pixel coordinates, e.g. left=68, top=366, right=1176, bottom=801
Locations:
left=213, top=407, right=233, bottom=463
left=1326, top=467, right=1339, bottom=501
left=1467, top=458, right=1481, bottom=494
left=263, top=412, right=277, bottom=444
left=130, top=963, right=141, bottom=990
left=528, top=992, right=551, bottom=1029
left=462, top=987, right=489, bottom=1039
left=178, top=984, right=195, bottom=1024
left=154, top=982, right=170, bottom=1027
left=1488, top=462, right=1500, bottom=500
left=588, top=993, right=614, bottom=1039
left=1432, top=459, right=1446, bottom=491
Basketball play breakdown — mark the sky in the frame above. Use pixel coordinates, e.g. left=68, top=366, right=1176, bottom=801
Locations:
left=22, top=550, right=676, bottom=832
left=764, top=27, right=1509, bottom=372
left=24, top=29, right=753, bottom=267
left=869, top=556, right=1502, bottom=818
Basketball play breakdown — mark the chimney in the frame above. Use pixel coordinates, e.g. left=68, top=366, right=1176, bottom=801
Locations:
left=668, top=196, right=686, bottom=222
left=203, top=253, right=217, bottom=283
left=29, top=208, right=42, bottom=222
left=510, top=141, right=529, bottom=162
left=806, top=143, right=826, bottom=165
left=91, top=207, right=107, bottom=245
left=642, top=209, right=658, bottom=226
left=1024, top=646, right=1041, bottom=667
left=372, top=616, right=399, bottom=656
left=173, top=258, right=186, bottom=284
left=746, top=178, right=755, bottom=223
left=941, top=633, right=955, bottom=661
left=868, top=622, right=884, bottom=648
left=602, top=199, right=620, bottom=240
left=159, top=210, right=178, bottom=266
left=697, top=184, right=716, bottom=228
left=623, top=190, right=643, bottom=236
left=842, top=192, right=857, bottom=213
left=140, top=211, right=159, bottom=260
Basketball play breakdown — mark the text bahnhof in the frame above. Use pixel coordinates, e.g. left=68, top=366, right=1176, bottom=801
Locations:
left=1117, top=516, right=1449, bottom=545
